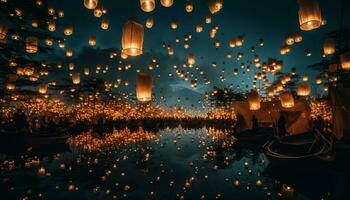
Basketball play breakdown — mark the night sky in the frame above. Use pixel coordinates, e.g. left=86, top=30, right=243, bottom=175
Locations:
left=45, top=0, right=349, bottom=109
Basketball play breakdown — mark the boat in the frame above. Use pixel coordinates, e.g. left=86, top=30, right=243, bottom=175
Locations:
left=262, top=129, right=333, bottom=168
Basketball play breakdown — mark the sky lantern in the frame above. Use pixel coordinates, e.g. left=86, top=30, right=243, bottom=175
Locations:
left=66, top=48, right=73, bottom=57
left=38, top=83, right=48, bottom=94
left=5, top=82, right=15, bottom=90
left=84, top=0, right=98, bottom=10
left=89, top=35, right=96, bottom=46
left=280, top=91, right=294, bottom=108
left=72, top=73, right=80, bottom=84
left=341, top=52, right=350, bottom=70
left=146, top=18, right=154, bottom=29
left=297, top=0, right=322, bottom=31
left=94, top=6, right=103, bottom=17
left=84, top=67, right=90, bottom=75
left=185, top=2, right=193, bottom=13
left=205, top=16, right=212, bottom=24
left=136, top=72, right=153, bottom=103
left=315, top=76, right=322, bottom=84
left=208, top=0, right=223, bottom=14
left=101, top=19, right=109, bottom=30
left=0, top=23, right=7, bottom=40
left=196, top=24, right=203, bottom=32
left=285, top=34, right=295, bottom=45
left=229, top=38, right=236, bottom=48
left=323, top=38, right=335, bottom=55
left=63, top=25, right=73, bottom=36
left=140, top=0, right=155, bottom=12
left=171, top=20, right=178, bottom=29
left=122, top=20, right=144, bottom=57
left=25, top=36, right=38, bottom=53
left=160, top=0, right=174, bottom=7
left=187, top=53, right=195, bottom=65
left=297, top=82, right=311, bottom=96
left=248, top=90, right=261, bottom=110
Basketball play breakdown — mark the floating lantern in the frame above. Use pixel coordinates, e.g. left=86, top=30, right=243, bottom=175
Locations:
left=285, top=34, right=295, bottom=45
left=6, top=83, right=15, bottom=90
left=136, top=72, right=153, bottom=102
left=84, top=0, right=98, bottom=10
left=31, top=19, right=39, bottom=28
left=47, top=20, right=55, bottom=32
left=297, top=0, right=322, bottom=31
left=66, top=49, right=73, bottom=57
left=340, top=52, right=350, bottom=70
left=294, top=33, right=303, bottom=42
left=0, top=21, right=7, bottom=40
left=196, top=24, right=203, bottom=32
left=229, top=38, right=236, bottom=48
left=205, top=16, right=212, bottom=24
left=89, top=35, right=96, bottom=46
left=171, top=20, right=178, bottom=29
left=185, top=2, right=193, bottom=13
left=26, top=36, right=38, bottom=53
left=63, top=25, right=73, bottom=36
left=323, top=38, right=335, bottom=55
left=208, top=0, right=223, bottom=14
left=94, top=6, right=103, bottom=17
left=72, top=73, right=80, bottom=84
left=58, top=10, right=64, bottom=18
left=84, top=67, right=90, bottom=75
left=297, top=82, right=311, bottom=96
left=161, top=0, right=174, bottom=7
left=315, top=76, right=322, bottom=84
left=122, top=20, right=144, bottom=56
left=302, top=74, right=309, bottom=81
left=38, top=83, right=48, bottom=94
left=38, top=167, right=46, bottom=176
left=280, top=91, right=294, bottom=108
left=187, top=53, right=195, bottom=65
left=140, top=0, right=155, bottom=12
left=146, top=18, right=154, bottom=29
left=248, top=90, right=261, bottom=110
left=45, top=37, right=53, bottom=46
left=101, top=19, right=109, bottom=30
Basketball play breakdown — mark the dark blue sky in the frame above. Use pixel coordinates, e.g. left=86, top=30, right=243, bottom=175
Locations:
left=46, top=0, right=349, bottom=109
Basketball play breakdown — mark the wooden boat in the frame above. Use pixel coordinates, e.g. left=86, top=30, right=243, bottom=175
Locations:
left=262, top=130, right=333, bottom=168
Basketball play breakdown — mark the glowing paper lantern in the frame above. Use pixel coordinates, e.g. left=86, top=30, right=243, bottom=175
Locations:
left=185, top=2, right=193, bottom=13
left=84, top=67, right=90, bottom=75
left=38, top=83, right=48, bottom=94
left=187, top=53, right=195, bottom=65
left=297, top=0, right=322, bottom=31
left=340, top=52, right=350, bottom=70
left=160, top=0, right=173, bottom=7
left=196, top=24, right=203, bottom=32
left=208, top=0, right=223, bottom=14
left=122, top=20, right=144, bottom=56
left=6, top=83, right=15, bottom=90
left=297, top=82, right=311, bottom=96
left=280, top=91, right=294, bottom=108
left=26, top=36, right=38, bottom=53
left=63, top=25, right=73, bottom=36
left=140, top=0, right=155, bottom=12
left=66, top=48, right=73, bottom=57
left=101, top=19, right=109, bottom=30
left=136, top=72, right=153, bottom=102
left=72, top=73, right=80, bottom=84
left=146, top=18, right=154, bottom=29
left=84, top=0, right=98, bottom=10
left=247, top=90, right=261, bottom=110
left=323, top=38, right=335, bottom=55
left=89, top=35, right=96, bottom=46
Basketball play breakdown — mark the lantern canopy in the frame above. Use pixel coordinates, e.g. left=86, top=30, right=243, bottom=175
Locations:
left=136, top=72, right=153, bottom=102
left=297, top=0, right=322, bottom=31
left=140, top=0, right=155, bottom=12
left=280, top=91, right=295, bottom=108
left=122, top=20, right=144, bottom=56
left=247, top=90, right=261, bottom=110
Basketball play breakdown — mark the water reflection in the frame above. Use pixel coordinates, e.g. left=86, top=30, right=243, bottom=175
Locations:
left=0, top=127, right=348, bottom=200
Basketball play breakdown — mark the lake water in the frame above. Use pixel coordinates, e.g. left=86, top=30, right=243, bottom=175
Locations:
left=0, top=127, right=348, bottom=200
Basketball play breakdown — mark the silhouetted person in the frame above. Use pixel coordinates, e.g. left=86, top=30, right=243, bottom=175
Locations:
left=278, top=114, right=286, bottom=138
left=13, top=109, right=28, bottom=132
left=251, top=115, right=259, bottom=131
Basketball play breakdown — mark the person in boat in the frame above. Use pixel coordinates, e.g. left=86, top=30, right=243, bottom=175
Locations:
left=278, top=114, right=286, bottom=138
left=251, top=115, right=259, bottom=131
left=234, top=113, right=245, bottom=134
